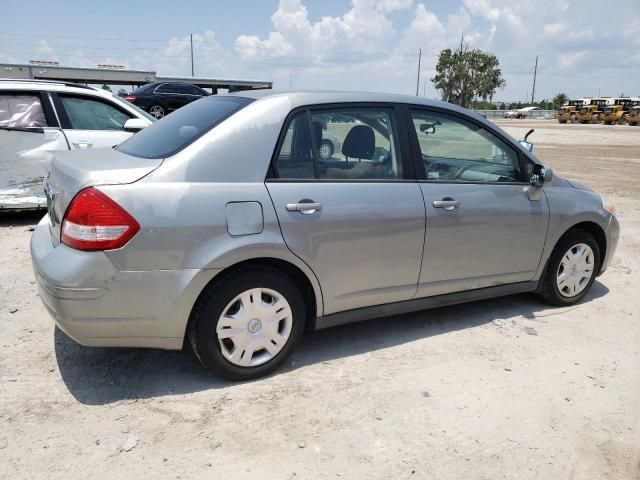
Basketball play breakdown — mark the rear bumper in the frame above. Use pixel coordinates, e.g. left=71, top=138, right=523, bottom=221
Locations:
left=30, top=216, right=216, bottom=349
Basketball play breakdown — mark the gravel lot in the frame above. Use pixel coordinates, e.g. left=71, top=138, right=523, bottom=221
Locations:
left=1, top=120, right=639, bottom=479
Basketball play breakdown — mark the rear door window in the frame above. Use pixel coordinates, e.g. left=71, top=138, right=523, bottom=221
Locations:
left=273, top=107, right=403, bottom=180
left=188, top=85, right=206, bottom=96
left=155, top=84, right=178, bottom=94
left=0, top=93, right=48, bottom=128
left=117, top=95, right=253, bottom=159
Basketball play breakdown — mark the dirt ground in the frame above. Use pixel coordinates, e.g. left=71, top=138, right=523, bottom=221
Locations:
left=1, top=120, right=639, bottom=479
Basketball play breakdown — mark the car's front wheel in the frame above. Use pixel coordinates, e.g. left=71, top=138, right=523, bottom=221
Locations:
left=318, top=139, right=334, bottom=160
left=188, top=266, right=305, bottom=380
left=148, top=104, right=165, bottom=119
left=539, top=229, right=600, bottom=306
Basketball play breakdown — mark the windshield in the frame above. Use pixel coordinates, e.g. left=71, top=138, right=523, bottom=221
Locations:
left=111, top=96, right=155, bottom=122
left=117, top=96, right=253, bottom=159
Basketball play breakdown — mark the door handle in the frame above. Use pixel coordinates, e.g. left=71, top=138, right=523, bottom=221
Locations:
left=433, top=198, right=459, bottom=211
left=72, top=140, right=93, bottom=149
left=286, top=202, right=322, bottom=215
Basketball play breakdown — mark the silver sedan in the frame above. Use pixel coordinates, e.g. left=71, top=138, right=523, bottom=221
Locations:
left=31, top=91, right=619, bottom=379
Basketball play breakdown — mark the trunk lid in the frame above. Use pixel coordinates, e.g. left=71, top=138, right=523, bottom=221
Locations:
left=46, top=147, right=162, bottom=245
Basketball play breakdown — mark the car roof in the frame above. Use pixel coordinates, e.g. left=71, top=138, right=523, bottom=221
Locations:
left=0, top=78, right=118, bottom=99
left=229, top=89, right=480, bottom=118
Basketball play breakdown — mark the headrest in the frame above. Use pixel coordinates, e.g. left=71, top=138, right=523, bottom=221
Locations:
left=342, top=125, right=374, bottom=159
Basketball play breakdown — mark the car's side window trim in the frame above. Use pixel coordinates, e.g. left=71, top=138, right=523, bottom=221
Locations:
left=405, top=105, right=529, bottom=185
left=304, top=109, right=322, bottom=179
left=43, top=92, right=62, bottom=128
left=50, top=92, right=134, bottom=130
left=267, top=102, right=416, bottom=183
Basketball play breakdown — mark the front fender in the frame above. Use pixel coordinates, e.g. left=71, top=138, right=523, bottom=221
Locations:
left=535, top=186, right=613, bottom=279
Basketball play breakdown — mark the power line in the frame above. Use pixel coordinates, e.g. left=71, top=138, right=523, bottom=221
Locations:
left=0, top=32, right=430, bottom=57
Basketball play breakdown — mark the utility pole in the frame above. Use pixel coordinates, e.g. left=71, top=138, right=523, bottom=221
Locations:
left=415, top=48, right=422, bottom=96
left=531, top=55, right=538, bottom=104
left=190, top=33, right=194, bottom=77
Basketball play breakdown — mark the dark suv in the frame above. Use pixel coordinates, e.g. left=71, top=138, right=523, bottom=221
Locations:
left=123, top=82, right=208, bottom=119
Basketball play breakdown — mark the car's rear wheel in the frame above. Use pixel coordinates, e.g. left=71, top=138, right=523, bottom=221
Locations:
left=539, top=229, right=600, bottom=306
left=148, top=105, right=165, bottom=119
left=188, top=266, right=305, bottom=380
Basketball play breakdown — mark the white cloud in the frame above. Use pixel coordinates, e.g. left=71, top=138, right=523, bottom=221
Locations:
left=7, top=0, right=638, bottom=100
left=235, top=32, right=296, bottom=57
left=377, top=0, right=413, bottom=12
left=36, top=40, right=54, bottom=55
left=462, top=0, right=500, bottom=22
left=556, top=50, right=588, bottom=69
left=543, top=23, right=564, bottom=37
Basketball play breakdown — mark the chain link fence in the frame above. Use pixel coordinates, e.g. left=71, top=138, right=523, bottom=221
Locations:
left=473, top=110, right=558, bottom=119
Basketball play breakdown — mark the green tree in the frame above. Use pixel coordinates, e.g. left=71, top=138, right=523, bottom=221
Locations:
left=470, top=100, right=497, bottom=110
left=553, top=92, right=568, bottom=109
left=101, top=84, right=112, bottom=92
left=431, top=44, right=505, bottom=109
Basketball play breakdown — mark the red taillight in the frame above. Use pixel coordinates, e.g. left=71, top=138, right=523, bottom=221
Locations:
left=123, top=95, right=137, bottom=103
left=61, top=187, right=139, bottom=251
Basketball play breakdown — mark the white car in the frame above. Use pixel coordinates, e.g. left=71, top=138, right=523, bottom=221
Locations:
left=0, top=79, right=154, bottom=210
left=504, top=106, right=542, bottom=119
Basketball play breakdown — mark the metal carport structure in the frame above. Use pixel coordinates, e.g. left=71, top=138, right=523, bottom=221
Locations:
left=0, top=63, right=272, bottom=92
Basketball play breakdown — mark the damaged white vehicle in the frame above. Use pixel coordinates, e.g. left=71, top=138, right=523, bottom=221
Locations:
left=0, top=79, right=153, bottom=211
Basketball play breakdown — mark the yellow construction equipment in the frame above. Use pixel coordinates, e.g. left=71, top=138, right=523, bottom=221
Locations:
left=575, top=98, right=610, bottom=124
left=557, top=99, right=586, bottom=123
left=625, top=104, right=640, bottom=126
left=599, top=98, right=640, bottom=124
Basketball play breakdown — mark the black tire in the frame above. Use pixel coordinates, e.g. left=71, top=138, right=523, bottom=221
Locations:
left=188, top=266, right=306, bottom=380
left=148, top=104, right=165, bottom=119
left=539, top=229, right=600, bottom=307
left=558, top=120, right=567, bottom=124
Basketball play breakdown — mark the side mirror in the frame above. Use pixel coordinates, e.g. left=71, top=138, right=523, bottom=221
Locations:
left=123, top=118, right=149, bottom=133
left=519, top=140, right=534, bottom=152
left=520, top=128, right=535, bottom=152
left=530, top=164, right=552, bottom=187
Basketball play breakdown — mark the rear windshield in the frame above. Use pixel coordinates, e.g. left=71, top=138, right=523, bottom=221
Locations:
left=117, top=96, right=253, bottom=159
left=132, top=83, right=156, bottom=94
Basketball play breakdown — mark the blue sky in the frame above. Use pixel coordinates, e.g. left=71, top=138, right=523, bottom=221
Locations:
left=1, top=0, right=638, bottom=101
